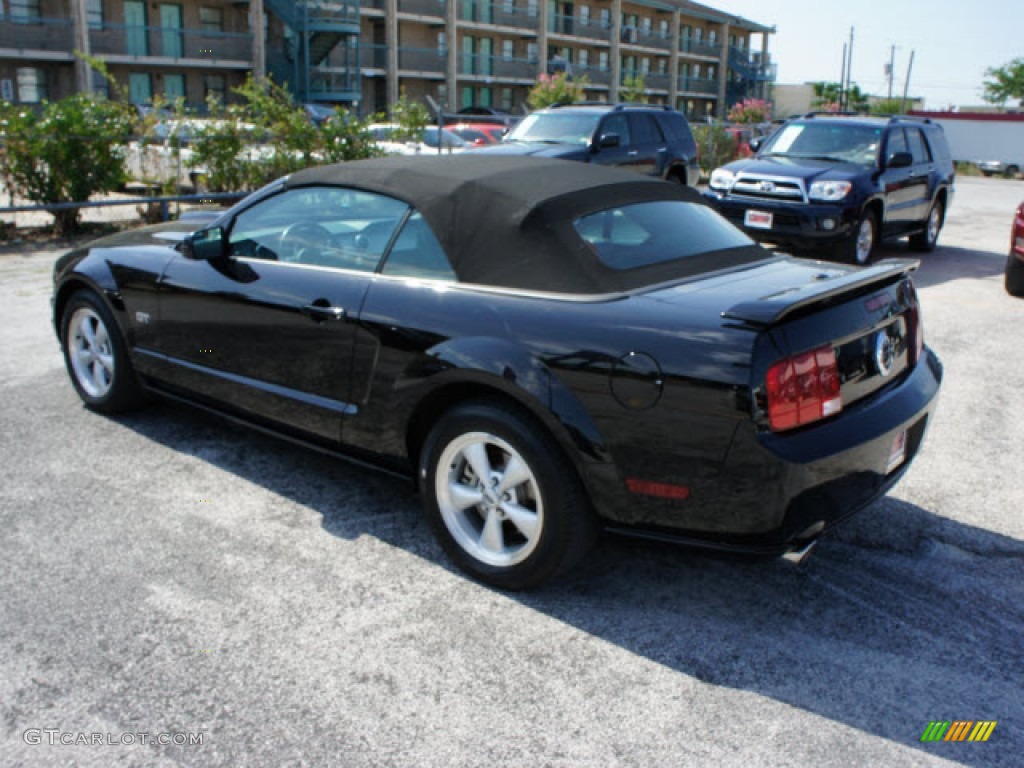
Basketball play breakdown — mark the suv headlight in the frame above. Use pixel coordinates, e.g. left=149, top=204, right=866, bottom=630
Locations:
left=709, top=168, right=736, bottom=191
left=808, top=180, right=852, bottom=202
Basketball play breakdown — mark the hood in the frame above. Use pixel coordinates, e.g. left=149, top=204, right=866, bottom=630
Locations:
left=82, top=216, right=219, bottom=250
left=473, top=142, right=590, bottom=161
left=722, top=155, right=869, bottom=182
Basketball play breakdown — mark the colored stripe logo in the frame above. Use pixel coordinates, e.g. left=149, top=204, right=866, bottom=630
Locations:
left=920, top=721, right=997, bottom=742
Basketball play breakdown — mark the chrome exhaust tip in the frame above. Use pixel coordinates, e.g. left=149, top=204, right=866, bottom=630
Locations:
left=781, top=538, right=818, bottom=566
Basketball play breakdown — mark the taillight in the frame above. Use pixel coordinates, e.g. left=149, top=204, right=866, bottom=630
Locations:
left=765, top=345, right=842, bottom=432
left=906, top=303, right=924, bottom=366
left=1014, top=204, right=1024, bottom=255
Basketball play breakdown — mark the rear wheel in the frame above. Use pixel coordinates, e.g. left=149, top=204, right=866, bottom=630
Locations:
left=61, top=290, right=145, bottom=412
left=419, top=401, right=597, bottom=590
left=1006, top=253, right=1024, bottom=297
left=1004, top=165, right=1019, bottom=179
left=909, top=199, right=945, bottom=252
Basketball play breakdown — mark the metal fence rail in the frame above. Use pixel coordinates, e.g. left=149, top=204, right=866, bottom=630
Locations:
left=0, top=192, right=247, bottom=229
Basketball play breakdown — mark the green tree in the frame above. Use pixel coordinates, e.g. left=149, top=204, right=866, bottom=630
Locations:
left=982, top=58, right=1024, bottom=106
left=390, top=89, right=430, bottom=143
left=618, top=75, right=646, bottom=104
left=811, top=81, right=869, bottom=113
left=527, top=72, right=587, bottom=109
left=690, top=124, right=737, bottom=177
left=871, top=98, right=904, bottom=116
left=0, top=93, right=134, bottom=234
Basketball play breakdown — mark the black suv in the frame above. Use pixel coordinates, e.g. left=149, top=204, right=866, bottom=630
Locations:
left=474, top=103, right=700, bottom=186
left=703, top=114, right=955, bottom=263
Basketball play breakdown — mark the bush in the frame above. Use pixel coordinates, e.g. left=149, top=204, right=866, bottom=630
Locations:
left=690, top=124, right=737, bottom=177
left=727, top=98, right=772, bottom=124
left=528, top=73, right=588, bottom=110
left=0, top=94, right=135, bottom=234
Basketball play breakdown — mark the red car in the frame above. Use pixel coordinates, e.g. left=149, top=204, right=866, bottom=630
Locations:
left=1007, top=202, right=1024, bottom=297
left=448, top=122, right=506, bottom=146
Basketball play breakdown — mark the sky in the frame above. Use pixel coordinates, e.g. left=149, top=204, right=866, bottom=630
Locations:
left=714, top=0, right=1022, bottom=109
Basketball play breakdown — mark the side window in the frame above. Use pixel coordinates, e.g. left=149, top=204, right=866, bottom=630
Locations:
left=228, top=187, right=409, bottom=271
left=629, top=113, right=663, bottom=145
left=885, top=128, right=908, bottom=162
left=907, top=127, right=931, bottom=164
left=600, top=113, right=631, bottom=145
left=382, top=212, right=456, bottom=281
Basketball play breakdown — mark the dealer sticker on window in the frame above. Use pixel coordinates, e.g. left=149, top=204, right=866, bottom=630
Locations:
left=744, top=210, right=773, bottom=230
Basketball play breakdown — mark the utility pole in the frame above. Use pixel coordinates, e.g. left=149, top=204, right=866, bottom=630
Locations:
left=901, top=50, right=915, bottom=114
left=839, top=42, right=847, bottom=111
left=845, top=26, right=854, bottom=110
left=887, top=44, right=896, bottom=100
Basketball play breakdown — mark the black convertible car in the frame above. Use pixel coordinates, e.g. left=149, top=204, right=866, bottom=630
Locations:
left=53, top=156, right=943, bottom=588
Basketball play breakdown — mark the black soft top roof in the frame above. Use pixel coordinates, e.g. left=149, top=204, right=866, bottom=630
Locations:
left=286, top=156, right=756, bottom=294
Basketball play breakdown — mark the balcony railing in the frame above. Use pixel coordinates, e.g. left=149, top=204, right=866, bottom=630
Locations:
left=90, top=24, right=252, bottom=61
left=680, top=39, right=721, bottom=58
left=572, top=18, right=611, bottom=44
left=576, top=65, right=610, bottom=87
left=679, top=77, right=718, bottom=95
left=359, top=43, right=388, bottom=69
left=644, top=71, right=670, bottom=91
left=397, top=0, right=445, bottom=17
left=0, top=17, right=74, bottom=52
left=459, top=1, right=537, bottom=31
left=633, top=28, right=671, bottom=51
left=309, top=68, right=361, bottom=98
left=460, top=53, right=535, bottom=79
left=399, top=47, right=446, bottom=73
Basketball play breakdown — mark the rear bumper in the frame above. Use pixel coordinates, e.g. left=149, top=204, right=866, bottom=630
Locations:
left=704, top=191, right=861, bottom=250
left=596, top=347, right=944, bottom=553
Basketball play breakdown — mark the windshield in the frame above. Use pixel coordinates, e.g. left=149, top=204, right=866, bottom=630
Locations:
left=506, top=112, right=602, bottom=145
left=760, top=122, right=883, bottom=166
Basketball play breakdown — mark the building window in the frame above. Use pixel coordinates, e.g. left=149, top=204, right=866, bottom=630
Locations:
left=694, top=27, right=703, bottom=44
left=708, top=29, right=717, bottom=45
left=164, top=73, right=186, bottom=101
left=578, top=49, right=589, bottom=69
left=527, top=0, right=538, bottom=18
left=658, top=19, right=668, bottom=39
left=501, top=87, right=513, bottom=110
left=128, top=72, right=152, bottom=104
left=199, top=7, right=223, bottom=33
left=437, top=84, right=448, bottom=107
left=16, top=67, right=46, bottom=103
left=204, top=74, right=226, bottom=104
left=87, top=0, right=103, bottom=28
left=707, top=65, right=716, bottom=80
left=579, top=5, right=589, bottom=26
left=640, top=57, right=649, bottom=75
left=478, top=87, right=492, bottom=107
left=640, top=17, right=651, bottom=35
left=599, top=8, right=610, bottom=28
left=656, top=58, right=666, bottom=75
left=598, top=51, right=608, bottom=71
left=437, top=31, right=447, bottom=55
left=461, top=86, right=474, bottom=109
left=503, top=0, right=514, bottom=13
left=91, top=69, right=110, bottom=98
left=502, top=39, right=514, bottom=60
left=10, top=0, right=41, bottom=21
left=691, top=63, right=700, bottom=78
left=526, top=42, right=538, bottom=62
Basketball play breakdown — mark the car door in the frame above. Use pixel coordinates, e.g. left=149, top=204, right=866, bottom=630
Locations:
left=904, top=126, right=935, bottom=222
left=623, top=112, right=664, bottom=176
left=154, top=186, right=409, bottom=442
left=880, top=127, right=916, bottom=234
left=592, top=113, right=632, bottom=169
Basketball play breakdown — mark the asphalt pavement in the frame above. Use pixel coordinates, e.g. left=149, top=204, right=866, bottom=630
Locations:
left=0, top=175, right=1021, bottom=767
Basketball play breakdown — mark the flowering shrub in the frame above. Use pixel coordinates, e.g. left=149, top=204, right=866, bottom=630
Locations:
left=527, top=73, right=588, bottom=110
left=727, top=98, right=772, bottom=123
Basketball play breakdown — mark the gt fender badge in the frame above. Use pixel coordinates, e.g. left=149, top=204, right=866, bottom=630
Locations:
left=136, top=311, right=151, bottom=324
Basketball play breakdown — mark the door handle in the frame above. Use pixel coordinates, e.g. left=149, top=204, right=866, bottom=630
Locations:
left=627, top=150, right=639, bottom=157
left=302, top=303, right=346, bottom=322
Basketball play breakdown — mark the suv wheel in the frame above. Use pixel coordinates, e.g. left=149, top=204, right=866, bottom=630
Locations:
left=909, top=200, right=945, bottom=252
left=837, top=210, right=877, bottom=265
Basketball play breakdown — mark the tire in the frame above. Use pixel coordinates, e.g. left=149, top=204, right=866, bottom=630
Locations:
left=837, top=210, right=877, bottom=265
left=419, top=400, right=597, bottom=590
left=909, top=199, right=945, bottom=252
left=1003, top=165, right=1019, bottom=179
left=1006, top=253, right=1024, bottom=297
left=60, top=289, right=145, bottom=413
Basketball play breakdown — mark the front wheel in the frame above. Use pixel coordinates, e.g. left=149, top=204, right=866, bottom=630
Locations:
left=419, top=401, right=597, bottom=590
left=909, top=200, right=945, bottom=252
left=1006, top=253, right=1024, bottom=297
left=837, top=210, right=877, bottom=265
left=61, top=290, right=145, bottom=412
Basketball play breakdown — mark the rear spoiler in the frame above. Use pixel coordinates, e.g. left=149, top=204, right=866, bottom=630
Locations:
left=722, top=258, right=919, bottom=326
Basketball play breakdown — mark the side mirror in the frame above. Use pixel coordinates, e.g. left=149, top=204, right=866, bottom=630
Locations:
left=182, top=226, right=225, bottom=261
left=886, top=151, right=913, bottom=169
left=748, top=137, right=763, bottom=153
left=596, top=132, right=621, bottom=150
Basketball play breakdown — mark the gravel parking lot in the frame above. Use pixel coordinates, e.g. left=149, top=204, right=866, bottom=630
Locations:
left=1, top=175, right=1021, bottom=767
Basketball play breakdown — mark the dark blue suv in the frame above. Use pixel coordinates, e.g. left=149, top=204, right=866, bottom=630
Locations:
left=703, top=114, right=955, bottom=264
left=474, top=103, right=700, bottom=187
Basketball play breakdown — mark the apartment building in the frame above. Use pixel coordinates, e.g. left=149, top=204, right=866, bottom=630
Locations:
left=0, top=0, right=773, bottom=119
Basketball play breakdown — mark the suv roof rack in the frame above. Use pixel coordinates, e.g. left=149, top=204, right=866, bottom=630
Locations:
left=883, top=114, right=933, bottom=125
left=549, top=101, right=671, bottom=111
left=801, top=110, right=862, bottom=118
